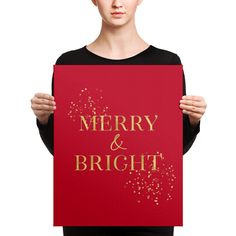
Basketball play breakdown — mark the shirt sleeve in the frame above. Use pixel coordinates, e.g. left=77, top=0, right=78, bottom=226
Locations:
left=36, top=112, right=54, bottom=155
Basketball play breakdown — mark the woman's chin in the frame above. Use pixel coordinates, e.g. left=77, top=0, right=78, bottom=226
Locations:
left=103, top=19, right=129, bottom=28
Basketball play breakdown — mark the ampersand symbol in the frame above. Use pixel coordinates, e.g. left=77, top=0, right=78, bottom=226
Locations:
left=110, top=133, right=127, bottom=151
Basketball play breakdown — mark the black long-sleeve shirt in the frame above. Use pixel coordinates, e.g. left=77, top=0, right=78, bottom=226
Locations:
left=36, top=45, right=200, bottom=236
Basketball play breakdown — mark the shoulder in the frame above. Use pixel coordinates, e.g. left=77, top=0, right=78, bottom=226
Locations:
left=148, top=45, right=182, bottom=65
left=55, top=46, right=87, bottom=65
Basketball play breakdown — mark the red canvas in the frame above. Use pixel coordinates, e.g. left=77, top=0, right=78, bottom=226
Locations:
left=54, top=65, right=183, bottom=226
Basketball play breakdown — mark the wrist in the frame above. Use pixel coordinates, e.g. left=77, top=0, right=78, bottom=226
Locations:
left=37, top=116, right=50, bottom=125
left=189, top=117, right=200, bottom=128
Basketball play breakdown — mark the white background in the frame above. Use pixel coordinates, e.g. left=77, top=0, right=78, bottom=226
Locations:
left=1, top=0, right=236, bottom=235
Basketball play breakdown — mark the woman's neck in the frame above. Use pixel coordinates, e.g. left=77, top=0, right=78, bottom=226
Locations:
left=86, top=20, right=149, bottom=59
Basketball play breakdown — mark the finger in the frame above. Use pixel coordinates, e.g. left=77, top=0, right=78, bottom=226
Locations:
left=182, top=95, right=203, bottom=102
left=179, top=104, right=205, bottom=114
left=179, top=99, right=202, bottom=107
left=32, top=96, right=56, bottom=106
left=34, top=93, right=54, bottom=101
left=31, top=103, right=56, bottom=112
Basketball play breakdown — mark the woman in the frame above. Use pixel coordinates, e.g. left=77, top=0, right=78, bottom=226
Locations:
left=31, top=0, right=207, bottom=235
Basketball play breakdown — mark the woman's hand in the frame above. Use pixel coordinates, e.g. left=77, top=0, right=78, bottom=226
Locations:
left=179, top=95, right=207, bottom=127
left=31, top=93, right=56, bottom=125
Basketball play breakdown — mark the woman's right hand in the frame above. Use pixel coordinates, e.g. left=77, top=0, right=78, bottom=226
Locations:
left=31, top=93, right=56, bottom=125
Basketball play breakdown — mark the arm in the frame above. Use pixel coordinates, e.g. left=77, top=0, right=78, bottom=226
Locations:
left=34, top=54, right=66, bottom=155
left=36, top=76, right=54, bottom=155
left=182, top=72, right=200, bottom=154
left=170, top=54, right=201, bottom=155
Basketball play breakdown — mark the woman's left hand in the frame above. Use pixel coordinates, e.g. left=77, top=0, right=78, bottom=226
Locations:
left=179, top=95, right=207, bottom=127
